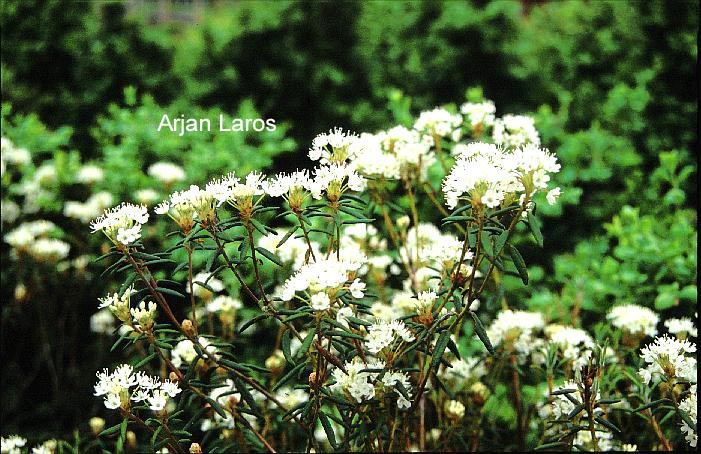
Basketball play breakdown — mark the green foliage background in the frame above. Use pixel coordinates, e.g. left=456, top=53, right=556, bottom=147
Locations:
left=1, top=0, right=697, bottom=447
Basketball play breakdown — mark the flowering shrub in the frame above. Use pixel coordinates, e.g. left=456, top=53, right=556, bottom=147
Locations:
left=4, top=96, right=695, bottom=454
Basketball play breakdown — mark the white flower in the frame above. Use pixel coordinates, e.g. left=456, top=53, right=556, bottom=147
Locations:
left=171, top=337, right=219, bottom=368
left=607, top=304, right=659, bottom=337
left=679, top=385, right=697, bottom=447
left=366, top=319, right=414, bottom=354
left=130, top=301, right=157, bottom=331
left=280, top=257, right=364, bottom=301
left=460, top=101, right=496, bottom=129
left=90, top=308, right=116, bottom=334
left=546, top=187, right=561, bottom=205
left=444, top=400, right=465, bottom=419
left=638, top=335, right=696, bottom=385
left=487, top=310, right=545, bottom=360
left=76, top=164, right=104, bottom=184
left=134, top=188, right=161, bottom=205
left=310, top=292, right=331, bottom=311
left=1, top=435, right=27, bottom=454
left=148, top=162, right=186, bottom=185
left=206, top=295, right=243, bottom=314
left=414, top=108, right=462, bottom=138
left=493, top=114, right=540, bottom=148
left=91, top=203, right=149, bottom=246
left=349, top=279, right=366, bottom=298
left=190, top=272, right=224, bottom=298
left=665, top=317, right=697, bottom=338
left=309, top=127, right=361, bottom=165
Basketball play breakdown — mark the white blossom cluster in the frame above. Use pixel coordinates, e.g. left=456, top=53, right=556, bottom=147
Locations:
left=76, top=164, right=105, bottom=185
left=1, top=137, right=31, bottom=177
left=365, top=319, right=415, bottom=354
left=607, top=304, right=659, bottom=337
left=93, top=364, right=181, bottom=411
left=442, top=142, right=560, bottom=210
left=279, top=256, right=365, bottom=304
left=544, top=324, right=595, bottom=371
left=4, top=220, right=70, bottom=262
left=64, top=191, right=114, bottom=224
left=460, top=101, right=496, bottom=131
left=170, top=337, right=219, bottom=368
left=97, top=286, right=157, bottom=330
left=492, top=114, right=541, bottom=148
left=638, top=334, right=697, bottom=385
left=330, top=357, right=412, bottom=409
left=487, top=310, right=545, bottom=360
left=413, top=108, right=463, bottom=139
left=1, top=435, right=27, bottom=454
left=679, top=385, right=697, bottom=447
left=91, top=202, right=149, bottom=246
left=147, top=161, right=186, bottom=185
left=664, top=317, right=697, bottom=339
left=352, top=126, right=435, bottom=181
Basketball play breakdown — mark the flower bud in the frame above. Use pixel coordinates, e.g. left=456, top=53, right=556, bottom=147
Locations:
left=14, top=283, right=27, bottom=303
left=89, top=416, right=105, bottom=435
left=189, top=443, right=203, bottom=454
left=182, top=319, right=196, bottom=337
left=126, top=430, right=137, bottom=450
left=265, top=349, right=286, bottom=376
left=445, top=399, right=466, bottom=421
left=169, top=371, right=180, bottom=382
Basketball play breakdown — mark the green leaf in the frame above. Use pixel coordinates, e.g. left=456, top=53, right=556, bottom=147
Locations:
left=431, top=330, right=451, bottom=371
left=255, top=246, right=283, bottom=266
left=508, top=244, right=528, bottom=285
left=281, top=330, right=293, bottom=364
left=594, top=416, right=621, bottom=434
left=470, top=312, right=494, bottom=355
left=155, top=287, right=185, bottom=299
left=527, top=212, right=543, bottom=247
left=319, top=411, right=338, bottom=449
left=493, top=230, right=509, bottom=256
left=295, top=330, right=316, bottom=361
left=132, top=352, right=157, bottom=369
left=276, top=225, right=299, bottom=248
left=234, top=378, right=263, bottom=418
left=273, top=362, right=307, bottom=391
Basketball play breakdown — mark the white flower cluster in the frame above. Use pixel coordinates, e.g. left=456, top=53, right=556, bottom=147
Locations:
left=93, top=364, right=180, bottom=411
left=460, top=101, right=496, bottom=130
left=444, top=399, right=466, bottom=420
left=487, top=310, right=545, bottom=360
left=330, top=357, right=412, bottom=409
left=64, top=191, right=113, bottom=224
left=402, top=223, right=470, bottom=278
left=190, top=272, right=225, bottom=299
left=147, top=161, right=186, bottom=185
left=413, top=108, right=462, bottom=139
left=4, top=220, right=70, bottom=262
left=607, top=304, right=659, bottom=337
left=76, top=164, right=104, bottom=185
left=442, top=142, right=560, bottom=210
left=352, top=126, right=435, bottom=181
left=492, top=114, right=540, bottom=148
left=279, top=256, right=365, bottom=303
left=91, top=202, right=149, bottom=246
left=439, top=357, right=487, bottom=388
left=365, top=319, right=415, bottom=354
left=544, top=324, right=595, bottom=371
left=98, top=287, right=157, bottom=331
left=1, top=137, right=31, bottom=177
left=679, top=385, right=697, bottom=447
left=171, top=337, right=219, bottom=368
left=1, top=435, right=27, bottom=454
left=664, top=317, right=697, bottom=338
left=638, top=335, right=697, bottom=385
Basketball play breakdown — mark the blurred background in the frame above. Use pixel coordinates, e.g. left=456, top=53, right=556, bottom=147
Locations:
left=1, top=0, right=697, bottom=444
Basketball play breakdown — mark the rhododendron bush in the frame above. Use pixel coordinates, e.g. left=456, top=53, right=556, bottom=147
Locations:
left=5, top=97, right=696, bottom=454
